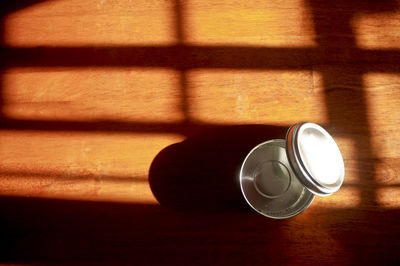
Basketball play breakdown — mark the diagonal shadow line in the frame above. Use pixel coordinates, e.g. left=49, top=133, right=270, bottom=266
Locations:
left=306, top=0, right=399, bottom=209
left=1, top=45, right=400, bottom=70
left=174, top=0, right=191, bottom=120
left=320, top=68, right=377, bottom=205
left=0, top=0, right=50, bottom=15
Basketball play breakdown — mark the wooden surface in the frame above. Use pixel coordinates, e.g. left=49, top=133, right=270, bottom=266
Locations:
left=0, top=0, right=399, bottom=264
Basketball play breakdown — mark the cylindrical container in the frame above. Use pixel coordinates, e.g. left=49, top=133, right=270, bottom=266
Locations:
left=239, top=122, right=345, bottom=219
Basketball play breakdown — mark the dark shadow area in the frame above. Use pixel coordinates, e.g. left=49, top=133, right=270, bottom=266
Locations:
left=149, top=125, right=287, bottom=211
left=0, top=195, right=286, bottom=264
left=2, top=45, right=400, bottom=69
left=1, top=195, right=399, bottom=264
left=0, top=0, right=49, bottom=14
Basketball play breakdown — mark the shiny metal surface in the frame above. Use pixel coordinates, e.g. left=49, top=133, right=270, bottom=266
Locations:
left=286, top=122, right=345, bottom=196
left=239, top=139, right=315, bottom=219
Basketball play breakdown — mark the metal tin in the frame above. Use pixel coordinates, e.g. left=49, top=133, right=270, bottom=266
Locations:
left=239, top=139, right=315, bottom=219
left=239, top=122, right=344, bottom=219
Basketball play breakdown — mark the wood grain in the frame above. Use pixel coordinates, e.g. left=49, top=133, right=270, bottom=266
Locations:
left=0, top=0, right=399, bottom=264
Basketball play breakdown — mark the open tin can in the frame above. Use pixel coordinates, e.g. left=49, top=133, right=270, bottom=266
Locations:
left=239, top=122, right=345, bottom=219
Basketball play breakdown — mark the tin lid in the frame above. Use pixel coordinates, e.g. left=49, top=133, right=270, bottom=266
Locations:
left=286, top=122, right=345, bottom=196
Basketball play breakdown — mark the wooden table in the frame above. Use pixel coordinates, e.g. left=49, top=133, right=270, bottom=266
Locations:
left=1, top=0, right=399, bottom=264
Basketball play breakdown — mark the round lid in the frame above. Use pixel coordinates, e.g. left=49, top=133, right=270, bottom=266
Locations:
left=286, top=122, right=345, bottom=196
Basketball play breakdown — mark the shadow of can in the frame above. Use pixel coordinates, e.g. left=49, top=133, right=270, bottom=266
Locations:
left=149, top=124, right=287, bottom=212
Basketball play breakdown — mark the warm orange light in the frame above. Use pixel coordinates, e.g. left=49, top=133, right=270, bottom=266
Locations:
left=364, top=73, right=400, bottom=159
left=185, top=0, right=316, bottom=47
left=4, top=0, right=176, bottom=46
left=2, top=68, right=185, bottom=123
left=0, top=173, right=157, bottom=203
left=377, top=187, right=400, bottom=209
left=313, top=187, right=361, bottom=208
left=353, top=12, right=400, bottom=49
left=188, top=69, right=327, bottom=125
left=0, top=130, right=183, bottom=202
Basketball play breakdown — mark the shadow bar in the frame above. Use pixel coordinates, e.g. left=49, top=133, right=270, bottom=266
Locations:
left=173, top=0, right=191, bottom=120
left=0, top=117, right=289, bottom=136
left=1, top=45, right=400, bottom=71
